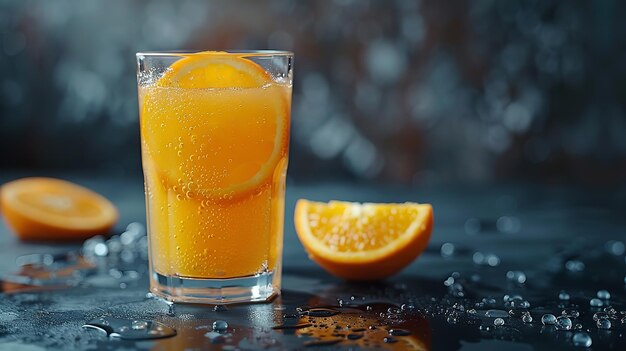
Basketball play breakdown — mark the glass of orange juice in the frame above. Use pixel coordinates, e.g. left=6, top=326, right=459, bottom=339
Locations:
left=135, top=51, right=293, bottom=304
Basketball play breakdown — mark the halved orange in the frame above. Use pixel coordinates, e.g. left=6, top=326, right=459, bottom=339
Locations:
left=0, top=177, right=118, bottom=241
left=295, top=200, right=433, bottom=281
left=140, top=51, right=289, bottom=200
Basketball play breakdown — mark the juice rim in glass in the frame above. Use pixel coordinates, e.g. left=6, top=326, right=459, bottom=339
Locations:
left=136, top=50, right=293, bottom=304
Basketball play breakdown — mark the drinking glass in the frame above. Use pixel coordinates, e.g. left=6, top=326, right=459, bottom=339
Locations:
left=136, top=50, right=293, bottom=304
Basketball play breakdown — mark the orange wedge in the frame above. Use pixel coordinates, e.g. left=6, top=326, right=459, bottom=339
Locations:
left=295, top=200, right=433, bottom=281
left=0, top=178, right=118, bottom=241
left=140, top=51, right=289, bottom=200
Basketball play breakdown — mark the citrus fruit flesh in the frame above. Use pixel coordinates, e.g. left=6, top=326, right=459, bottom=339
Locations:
left=295, top=200, right=433, bottom=281
left=0, top=177, right=118, bottom=241
left=140, top=52, right=290, bottom=278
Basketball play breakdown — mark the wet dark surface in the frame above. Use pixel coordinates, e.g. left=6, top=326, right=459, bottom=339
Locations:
left=1, top=175, right=626, bottom=350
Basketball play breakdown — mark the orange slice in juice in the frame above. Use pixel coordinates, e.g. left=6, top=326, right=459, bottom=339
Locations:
left=0, top=177, right=118, bottom=241
left=140, top=51, right=289, bottom=200
left=295, top=200, right=433, bottom=281
left=157, top=52, right=271, bottom=89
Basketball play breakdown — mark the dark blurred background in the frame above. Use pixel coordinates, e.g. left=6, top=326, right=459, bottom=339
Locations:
left=1, top=0, right=626, bottom=185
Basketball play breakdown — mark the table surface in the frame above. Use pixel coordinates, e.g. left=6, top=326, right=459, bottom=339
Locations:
left=0, top=173, right=625, bottom=350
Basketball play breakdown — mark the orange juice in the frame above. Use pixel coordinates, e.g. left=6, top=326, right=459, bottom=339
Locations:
left=137, top=52, right=292, bottom=302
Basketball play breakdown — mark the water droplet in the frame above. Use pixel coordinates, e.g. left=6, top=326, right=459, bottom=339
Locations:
left=556, top=316, right=572, bottom=330
left=94, top=243, right=109, bottom=256
left=468, top=309, right=477, bottom=314
left=485, top=310, right=509, bottom=318
left=388, top=329, right=411, bottom=336
left=212, top=320, right=228, bottom=332
left=590, top=298, right=603, bottom=307
left=452, top=303, right=465, bottom=312
left=505, top=270, right=526, bottom=284
left=473, top=252, right=485, bottom=265
left=306, top=308, right=340, bottom=317
left=541, top=314, right=557, bottom=325
left=562, top=308, right=579, bottom=318
left=596, top=318, right=611, bottom=329
left=482, top=297, right=497, bottom=306
left=604, top=307, right=617, bottom=316
left=605, top=240, right=625, bottom=255
left=522, top=313, right=533, bottom=323
left=565, top=260, right=585, bottom=272
left=383, top=337, right=397, bottom=343
left=479, top=325, right=492, bottom=332
left=486, top=253, right=501, bottom=267
left=593, top=312, right=608, bottom=321
left=131, top=320, right=148, bottom=330
left=83, top=317, right=175, bottom=340
left=366, top=306, right=373, bottom=311
left=213, top=305, right=228, bottom=312
left=508, top=300, right=530, bottom=309
left=572, top=332, right=592, bottom=347
left=596, top=290, right=611, bottom=300
left=400, top=303, right=414, bottom=311
left=496, top=216, right=521, bottom=234
left=347, top=333, right=363, bottom=340
left=387, top=307, right=401, bottom=314
left=503, top=294, right=523, bottom=302
left=440, top=243, right=455, bottom=257
left=574, top=323, right=583, bottom=330
left=558, top=291, right=570, bottom=301
left=494, top=318, right=505, bottom=326
left=447, top=316, right=458, bottom=324
left=508, top=309, right=528, bottom=318
left=621, top=316, right=626, bottom=324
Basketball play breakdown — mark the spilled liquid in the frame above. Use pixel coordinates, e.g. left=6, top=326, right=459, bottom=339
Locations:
left=484, top=309, right=509, bottom=318
left=271, top=323, right=312, bottom=330
left=82, top=317, right=176, bottom=340
left=270, top=303, right=431, bottom=350
left=389, top=329, right=412, bottom=336
left=303, top=338, right=344, bottom=347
